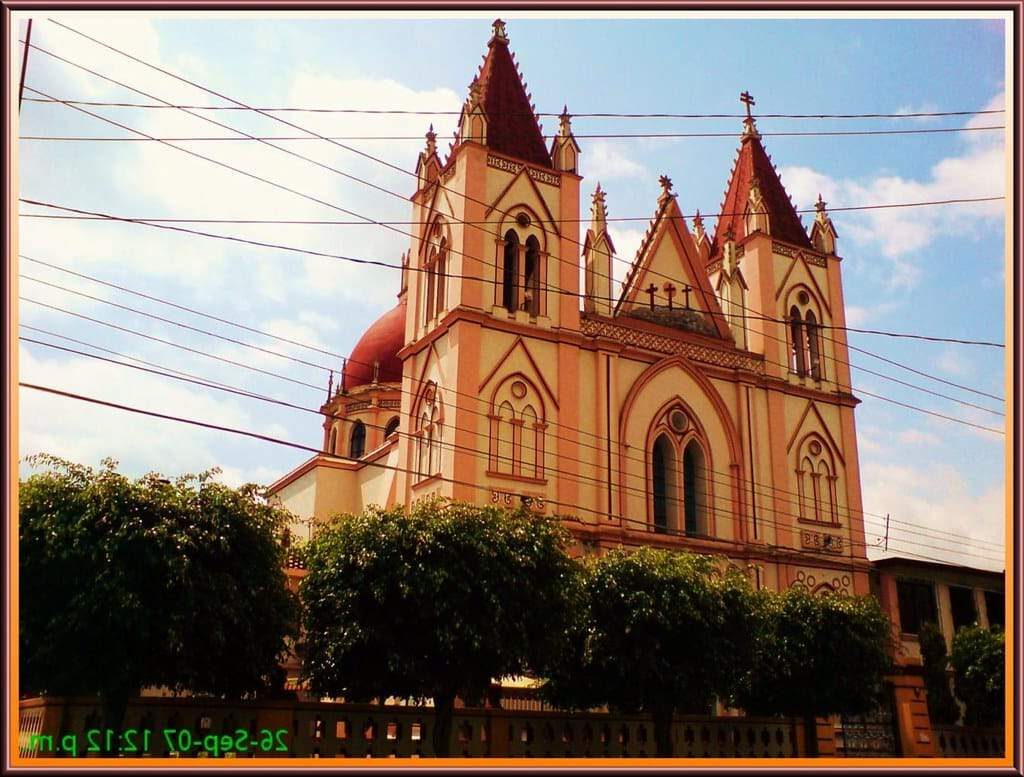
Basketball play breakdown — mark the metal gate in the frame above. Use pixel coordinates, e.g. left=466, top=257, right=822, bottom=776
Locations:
left=838, top=687, right=900, bottom=757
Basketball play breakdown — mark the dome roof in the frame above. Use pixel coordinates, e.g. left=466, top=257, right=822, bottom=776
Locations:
left=344, top=300, right=406, bottom=391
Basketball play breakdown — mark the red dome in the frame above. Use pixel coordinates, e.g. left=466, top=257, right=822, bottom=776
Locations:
left=344, top=300, right=406, bottom=391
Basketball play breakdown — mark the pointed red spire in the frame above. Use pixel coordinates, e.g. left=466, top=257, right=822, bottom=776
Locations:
left=708, top=95, right=812, bottom=265
left=475, top=19, right=551, bottom=167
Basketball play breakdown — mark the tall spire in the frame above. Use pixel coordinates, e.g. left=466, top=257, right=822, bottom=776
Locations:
left=583, top=183, right=615, bottom=316
left=706, top=91, right=812, bottom=266
left=810, top=192, right=839, bottom=254
left=460, top=19, right=550, bottom=167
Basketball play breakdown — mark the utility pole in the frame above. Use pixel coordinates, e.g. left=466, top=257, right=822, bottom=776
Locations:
left=883, top=513, right=890, bottom=552
left=18, top=19, right=33, bottom=112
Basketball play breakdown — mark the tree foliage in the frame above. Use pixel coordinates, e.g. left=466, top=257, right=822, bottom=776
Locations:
left=950, top=625, right=1004, bottom=727
left=19, top=455, right=298, bottom=735
left=541, top=547, right=758, bottom=756
left=918, top=622, right=960, bottom=725
left=736, top=585, right=893, bottom=753
left=299, top=497, right=577, bottom=756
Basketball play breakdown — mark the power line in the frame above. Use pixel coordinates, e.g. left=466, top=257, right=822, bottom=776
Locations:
left=18, top=125, right=1006, bottom=141
left=19, top=248, right=1004, bottom=430
left=19, top=195, right=1007, bottom=226
left=20, top=39, right=1007, bottom=356
left=20, top=299, right=1004, bottom=551
left=20, top=95, right=1006, bottom=120
left=17, top=376, right=1002, bottom=568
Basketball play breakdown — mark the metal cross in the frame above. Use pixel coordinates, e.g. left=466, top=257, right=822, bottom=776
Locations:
left=740, top=91, right=755, bottom=118
left=662, top=281, right=677, bottom=311
left=682, top=284, right=693, bottom=310
left=645, top=282, right=658, bottom=310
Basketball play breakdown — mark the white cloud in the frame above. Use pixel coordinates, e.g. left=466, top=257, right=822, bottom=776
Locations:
left=780, top=92, right=1006, bottom=289
left=862, top=459, right=1005, bottom=571
left=935, top=347, right=971, bottom=377
left=581, top=141, right=648, bottom=181
left=895, top=428, right=942, bottom=447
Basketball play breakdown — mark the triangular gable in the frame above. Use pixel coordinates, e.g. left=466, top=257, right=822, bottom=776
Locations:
left=412, top=341, right=448, bottom=407
left=477, top=335, right=559, bottom=409
left=785, top=399, right=846, bottom=466
left=774, top=252, right=832, bottom=317
left=485, top=164, right=561, bottom=238
left=614, top=195, right=732, bottom=340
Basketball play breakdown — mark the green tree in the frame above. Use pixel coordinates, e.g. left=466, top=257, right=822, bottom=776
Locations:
left=300, top=498, right=576, bottom=757
left=19, top=455, right=298, bottom=748
left=541, top=547, right=758, bottom=757
left=950, top=625, right=1004, bottom=727
left=918, top=622, right=960, bottom=725
left=736, top=586, right=893, bottom=755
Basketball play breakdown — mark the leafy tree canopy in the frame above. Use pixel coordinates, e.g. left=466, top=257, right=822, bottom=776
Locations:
left=950, top=624, right=1004, bottom=727
left=19, top=455, right=298, bottom=714
left=918, top=622, right=960, bottom=725
left=299, top=497, right=577, bottom=754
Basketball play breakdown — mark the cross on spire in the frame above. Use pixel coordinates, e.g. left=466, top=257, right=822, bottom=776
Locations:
left=645, top=283, right=658, bottom=310
left=740, top=90, right=755, bottom=117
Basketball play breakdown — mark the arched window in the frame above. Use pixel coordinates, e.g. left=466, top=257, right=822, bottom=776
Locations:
left=435, top=240, right=447, bottom=316
left=502, top=230, right=519, bottom=313
left=349, top=420, right=366, bottom=458
left=805, top=310, right=823, bottom=380
left=789, top=306, right=807, bottom=376
left=796, top=436, right=839, bottom=525
left=651, top=434, right=678, bottom=534
left=414, top=385, right=443, bottom=480
left=489, top=375, right=546, bottom=480
left=384, top=416, right=400, bottom=438
left=328, top=425, right=338, bottom=455
left=683, top=440, right=706, bottom=535
left=424, top=248, right=436, bottom=325
left=524, top=236, right=541, bottom=317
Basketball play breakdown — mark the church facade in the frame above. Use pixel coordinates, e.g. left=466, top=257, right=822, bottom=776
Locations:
left=268, top=19, right=869, bottom=596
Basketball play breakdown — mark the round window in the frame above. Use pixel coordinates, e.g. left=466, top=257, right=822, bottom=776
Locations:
left=668, top=409, right=688, bottom=433
left=516, top=212, right=532, bottom=228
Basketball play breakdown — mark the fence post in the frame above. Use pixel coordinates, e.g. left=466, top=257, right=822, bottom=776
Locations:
left=889, top=674, right=937, bottom=756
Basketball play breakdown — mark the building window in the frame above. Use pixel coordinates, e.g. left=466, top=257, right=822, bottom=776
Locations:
left=896, top=579, right=938, bottom=636
left=328, top=425, right=338, bottom=455
left=789, top=306, right=807, bottom=376
left=384, top=416, right=400, bottom=438
left=805, top=310, right=823, bottom=380
left=524, top=235, right=541, bottom=317
left=502, top=230, right=519, bottom=313
left=651, top=434, right=677, bottom=534
left=683, top=440, right=706, bottom=535
left=435, top=239, right=447, bottom=316
left=349, top=421, right=366, bottom=459
left=489, top=375, right=546, bottom=480
left=984, top=590, right=1004, bottom=629
left=949, top=585, right=978, bottom=633
left=424, top=249, right=436, bottom=325
left=415, top=385, right=443, bottom=480
left=796, top=436, right=839, bottom=525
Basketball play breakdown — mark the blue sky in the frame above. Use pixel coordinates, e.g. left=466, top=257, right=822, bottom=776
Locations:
left=15, top=13, right=1008, bottom=570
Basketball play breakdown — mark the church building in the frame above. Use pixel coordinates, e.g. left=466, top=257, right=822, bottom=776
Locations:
left=269, top=19, right=869, bottom=596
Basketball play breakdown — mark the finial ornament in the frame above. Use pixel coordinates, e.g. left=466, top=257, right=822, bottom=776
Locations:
left=491, top=18, right=508, bottom=43
left=425, top=123, right=437, bottom=155
left=559, top=105, right=572, bottom=137
left=815, top=192, right=828, bottom=216
left=658, top=174, right=673, bottom=195
left=693, top=208, right=704, bottom=229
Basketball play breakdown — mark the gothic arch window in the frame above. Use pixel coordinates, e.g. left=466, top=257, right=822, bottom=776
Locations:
left=415, top=384, right=443, bottom=480
left=683, top=439, right=707, bottom=536
left=647, top=405, right=712, bottom=537
left=502, top=230, right=519, bottom=313
left=651, top=434, right=678, bottom=534
left=384, top=416, right=400, bottom=439
left=805, top=310, right=823, bottom=380
left=349, top=420, right=366, bottom=459
left=328, top=425, right=338, bottom=455
left=489, top=374, right=546, bottom=480
left=424, top=247, right=437, bottom=325
left=789, top=306, right=807, bottom=376
left=435, top=238, right=448, bottom=316
left=524, top=235, right=541, bottom=317
left=796, top=435, right=839, bottom=525
left=788, top=288, right=825, bottom=381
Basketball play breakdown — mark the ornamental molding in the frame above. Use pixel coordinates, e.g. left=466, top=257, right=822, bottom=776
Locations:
left=487, top=153, right=561, bottom=188
left=800, top=530, right=845, bottom=555
left=580, top=318, right=764, bottom=373
left=379, top=399, right=402, bottom=409
left=773, top=241, right=827, bottom=267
